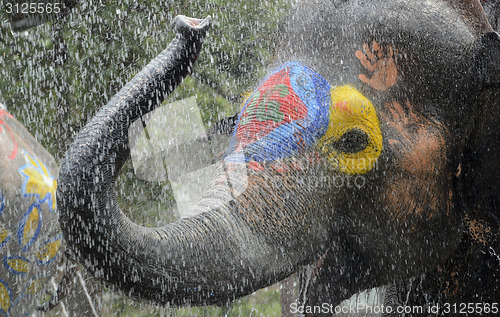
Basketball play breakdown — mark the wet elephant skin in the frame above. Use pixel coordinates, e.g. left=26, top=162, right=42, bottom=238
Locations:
left=57, top=0, right=500, bottom=314
left=0, top=109, right=63, bottom=315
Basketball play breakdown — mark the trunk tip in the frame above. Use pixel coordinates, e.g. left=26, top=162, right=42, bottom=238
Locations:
left=172, top=15, right=212, bottom=37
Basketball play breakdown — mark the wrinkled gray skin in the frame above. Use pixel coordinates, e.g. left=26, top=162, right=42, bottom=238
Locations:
left=482, top=0, right=500, bottom=30
left=58, top=0, right=500, bottom=312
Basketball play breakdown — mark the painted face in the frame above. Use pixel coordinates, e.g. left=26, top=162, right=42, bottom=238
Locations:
left=318, top=86, right=383, bottom=174
left=228, top=62, right=331, bottom=162
left=228, top=62, right=383, bottom=175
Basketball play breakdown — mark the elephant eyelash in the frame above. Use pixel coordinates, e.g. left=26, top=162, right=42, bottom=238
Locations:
left=324, top=129, right=370, bottom=154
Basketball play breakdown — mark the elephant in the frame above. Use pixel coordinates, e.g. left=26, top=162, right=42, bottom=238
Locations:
left=0, top=104, right=63, bottom=316
left=0, top=104, right=101, bottom=316
left=482, top=0, right=500, bottom=30
left=57, top=1, right=500, bottom=316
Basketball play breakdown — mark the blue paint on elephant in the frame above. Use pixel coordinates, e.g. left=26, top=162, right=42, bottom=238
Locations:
left=0, top=235, right=10, bottom=250
left=0, top=191, right=4, bottom=217
left=3, top=256, right=29, bottom=276
left=18, top=150, right=57, bottom=213
left=17, top=200, right=43, bottom=252
left=0, top=190, right=7, bottom=250
left=35, top=234, right=63, bottom=265
left=0, top=278, right=12, bottom=316
left=22, top=274, right=50, bottom=297
left=226, top=62, right=330, bottom=163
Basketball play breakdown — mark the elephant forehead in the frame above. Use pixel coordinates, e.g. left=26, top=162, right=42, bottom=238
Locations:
left=229, top=62, right=331, bottom=162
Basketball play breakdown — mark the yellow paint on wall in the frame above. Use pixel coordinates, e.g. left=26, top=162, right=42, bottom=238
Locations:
left=318, top=86, right=382, bottom=174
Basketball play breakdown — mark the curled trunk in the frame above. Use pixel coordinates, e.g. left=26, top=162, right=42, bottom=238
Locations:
left=58, top=15, right=324, bottom=306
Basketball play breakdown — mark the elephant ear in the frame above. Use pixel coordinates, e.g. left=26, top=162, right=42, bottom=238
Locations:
left=473, top=32, right=500, bottom=88
left=464, top=1, right=500, bottom=244
left=481, top=0, right=500, bottom=30
left=460, top=86, right=500, bottom=247
left=446, top=0, right=493, bottom=34
left=404, top=1, right=500, bottom=307
left=449, top=1, right=500, bottom=89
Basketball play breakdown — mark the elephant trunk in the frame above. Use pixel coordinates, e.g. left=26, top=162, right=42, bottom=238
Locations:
left=58, top=15, right=322, bottom=306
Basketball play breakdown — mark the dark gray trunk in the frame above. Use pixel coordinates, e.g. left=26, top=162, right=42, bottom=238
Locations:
left=57, top=15, right=318, bottom=306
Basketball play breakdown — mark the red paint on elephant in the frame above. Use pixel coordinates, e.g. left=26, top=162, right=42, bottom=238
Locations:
left=236, top=68, right=308, bottom=149
left=334, top=100, right=352, bottom=114
left=356, top=41, right=398, bottom=91
left=0, top=110, right=19, bottom=160
left=248, top=161, right=264, bottom=172
left=271, top=162, right=290, bottom=174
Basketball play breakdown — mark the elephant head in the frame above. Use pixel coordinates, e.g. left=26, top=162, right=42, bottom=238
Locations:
left=58, top=0, right=500, bottom=310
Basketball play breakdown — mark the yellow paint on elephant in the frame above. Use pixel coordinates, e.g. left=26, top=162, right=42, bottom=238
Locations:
left=6, top=257, right=29, bottom=274
left=21, top=153, right=57, bottom=211
left=0, top=281, right=11, bottom=313
left=35, top=238, right=62, bottom=263
left=26, top=276, right=49, bottom=295
left=0, top=228, right=9, bottom=246
left=21, top=205, right=40, bottom=248
left=318, top=86, right=382, bottom=174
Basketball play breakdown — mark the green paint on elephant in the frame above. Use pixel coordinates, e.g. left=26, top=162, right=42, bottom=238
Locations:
left=239, top=84, right=289, bottom=126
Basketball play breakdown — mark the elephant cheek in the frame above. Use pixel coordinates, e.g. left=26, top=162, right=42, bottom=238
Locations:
left=233, top=156, right=334, bottom=248
left=381, top=101, right=452, bottom=221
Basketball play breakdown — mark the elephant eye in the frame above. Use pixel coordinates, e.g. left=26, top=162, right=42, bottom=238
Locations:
left=317, top=85, right=382, bottom=174
left=329, top=129, right=369, bottom=153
